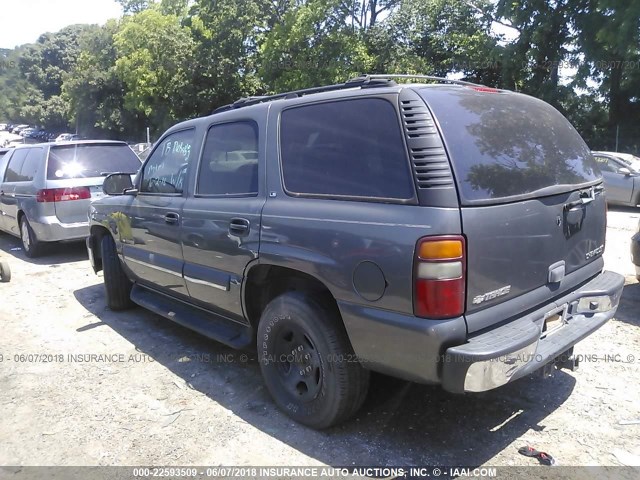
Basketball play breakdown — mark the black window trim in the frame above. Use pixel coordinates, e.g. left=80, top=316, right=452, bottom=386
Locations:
left=138, top=127, right=196, bottom=197
left=276, top=96, right=419, bottom=205
left=193, top=119, right=260, bottom=199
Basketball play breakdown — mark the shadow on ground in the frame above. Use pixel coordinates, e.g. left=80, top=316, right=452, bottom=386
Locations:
left=73, top=283, right=577, bottom=466
left=0, top=232, right=86, bottom=266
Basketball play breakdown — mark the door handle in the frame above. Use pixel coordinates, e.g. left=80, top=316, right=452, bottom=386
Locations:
left=229, top=217, right=250, bottom=236
left=164, top=212, right=180, bottom=225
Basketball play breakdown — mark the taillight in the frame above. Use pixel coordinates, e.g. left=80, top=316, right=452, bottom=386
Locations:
left=414, top=235, right=466, bottom=319
left=37, top=187, right=91, bottom=203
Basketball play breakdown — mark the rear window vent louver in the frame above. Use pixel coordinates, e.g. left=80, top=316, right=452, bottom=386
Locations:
left=399, top=90, right=454, bottom=189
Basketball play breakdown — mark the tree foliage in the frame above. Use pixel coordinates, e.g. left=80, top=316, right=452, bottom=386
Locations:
left=0, top=0, right=638, bottom=152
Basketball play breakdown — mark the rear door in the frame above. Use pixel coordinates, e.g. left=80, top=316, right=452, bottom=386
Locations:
left=180, top=120, right=263, bottom=321
left=45, top=143, right=141, bottom=224
left=419, top=87, right=605, bottom=332
left=0, top=148, right=31, bottom=235
left=0, top=149, right=14, bottom=232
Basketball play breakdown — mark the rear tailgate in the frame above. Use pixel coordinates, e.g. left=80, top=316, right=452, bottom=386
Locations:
left=45, top=143, right=141, bottom=224
left=418, top=87, right=605, bottom=333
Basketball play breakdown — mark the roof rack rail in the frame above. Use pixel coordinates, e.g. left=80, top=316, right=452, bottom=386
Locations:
left=212, top=75, right=396, bottom=114
left=356, top=73, right=483, bottom=87
left=211, top=73, right=484, bottom=114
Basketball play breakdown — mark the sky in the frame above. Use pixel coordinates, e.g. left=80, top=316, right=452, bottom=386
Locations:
left=0, top=0, right=123, bottom=49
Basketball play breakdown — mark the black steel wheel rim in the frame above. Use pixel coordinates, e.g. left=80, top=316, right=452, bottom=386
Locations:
left=272, top=323, right=323, bottom=402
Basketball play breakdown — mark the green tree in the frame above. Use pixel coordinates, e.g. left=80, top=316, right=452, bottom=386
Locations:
left=367, top=0, right=498, bottom=83
left=114, top=8, right=196, bottom=134
left=258, top=0, right=373, bottom=92
left=62, top=21, right=140, bottom=139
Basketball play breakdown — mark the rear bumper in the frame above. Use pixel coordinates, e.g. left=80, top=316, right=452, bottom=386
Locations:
left=340, top=270, right=623, bottom=389
left=441, top=270, right=624, bottom=393
left=30, top=215, right=88, bottom=242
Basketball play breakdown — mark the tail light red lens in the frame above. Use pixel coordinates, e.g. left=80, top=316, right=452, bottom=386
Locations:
left=37, top=187, right=91, bottom=203
left=414, top=235, right=466, bottom=319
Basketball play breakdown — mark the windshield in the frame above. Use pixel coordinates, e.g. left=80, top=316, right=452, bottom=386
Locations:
left=47, top=144, right=141, bottom=179
left=419, top=87, right=600, bottom=205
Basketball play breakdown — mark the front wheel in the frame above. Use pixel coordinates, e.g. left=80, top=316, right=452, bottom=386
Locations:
left=257, top=292, right=369, bottom=429
left=101, top=235, right=134, bottom=310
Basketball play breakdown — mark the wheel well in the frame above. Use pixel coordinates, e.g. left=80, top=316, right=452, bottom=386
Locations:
left=244, top=265, right=338, bottom=329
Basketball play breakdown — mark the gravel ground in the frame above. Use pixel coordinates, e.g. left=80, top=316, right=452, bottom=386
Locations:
left=0, top=207, right=639, bottom=472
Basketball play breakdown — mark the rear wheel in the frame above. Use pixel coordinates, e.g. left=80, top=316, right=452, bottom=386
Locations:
left=20, top=216, right=44, bottom=258
left=0, top=260, right=10, bottom=282
left=257, top=292, right=369, bottom=429
left=101, top=235, right=134, bottom=310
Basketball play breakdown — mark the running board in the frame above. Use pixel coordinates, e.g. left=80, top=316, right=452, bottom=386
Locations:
left=130, top=284, right=253, bottom=349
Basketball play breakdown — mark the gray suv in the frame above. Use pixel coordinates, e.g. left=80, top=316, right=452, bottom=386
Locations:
left=0, top=141, right=141, bottom=257
left=87, top=75, right=624, bottom=428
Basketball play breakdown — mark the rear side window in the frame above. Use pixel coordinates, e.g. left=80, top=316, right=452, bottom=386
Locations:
left=197, top=121, right=258, bottom=196
left=4, top=149, right=29, bottom=182
left=47, top=144, right=141, bottom=180
left=418, top=88, right=600, bottom=204
left=20, top=148, right=43, bottom=181
left=280, top=98, right=414, bottom=200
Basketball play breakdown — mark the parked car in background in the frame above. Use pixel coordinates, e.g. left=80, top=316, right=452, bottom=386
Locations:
left=0, top=141, right=142, bottom=257
left=87, top=74, right=623, bottom=429
left=11, top=125, right=30, bottom=134
left=55, top=133, right=79, bottom=142
left=592, top=151, right=640, bottom=207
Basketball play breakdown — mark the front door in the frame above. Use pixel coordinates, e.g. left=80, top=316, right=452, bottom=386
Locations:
left=181, top=120, right=264, bottom=322
left=594, top=154, right=633, bottom=204
left=122, top=128, right=197, bottom=298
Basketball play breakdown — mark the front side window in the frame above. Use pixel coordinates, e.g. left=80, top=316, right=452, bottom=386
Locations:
left=595, top=156, right=626, bottom=173
left=197, top=121, right=258, bottom=196
left=280, top=98, right=415, bottom=200
left=141, top=129, right=196, bottom=194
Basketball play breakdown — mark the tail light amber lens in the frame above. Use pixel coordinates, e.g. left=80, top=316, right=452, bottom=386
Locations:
left=414, top=236, right=466, bottom=319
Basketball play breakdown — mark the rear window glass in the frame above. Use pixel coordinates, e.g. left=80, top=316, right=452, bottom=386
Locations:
left=418, top=88, right=599, bottom=204
left=280, top=98, right=414, bottom=200
left=47, top=144, right=141, bottom=180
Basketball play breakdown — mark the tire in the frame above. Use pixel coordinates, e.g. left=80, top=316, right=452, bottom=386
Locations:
left=257, top=292, right=369, bottom=429
left=0, top=260, right=10, bottom=282
left=101, top=235, right=134, bottom=310
left=19, top=216, right=44, bottom=258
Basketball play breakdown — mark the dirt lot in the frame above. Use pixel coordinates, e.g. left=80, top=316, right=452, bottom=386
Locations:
left=0, top=208, right=639, bottom=471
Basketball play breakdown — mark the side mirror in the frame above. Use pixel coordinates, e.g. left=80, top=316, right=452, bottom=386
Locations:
left=618, top=167, right=632, bottom=176
left=103, top=173, right=135, bottom=195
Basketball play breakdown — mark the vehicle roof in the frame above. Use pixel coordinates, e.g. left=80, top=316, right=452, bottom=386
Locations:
left=593, top=151, right=639, bottom=159
left=166, top=82, right=512, bottom=135
left=11, top=140, right=129, bottom=149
